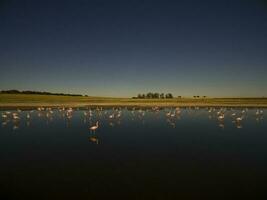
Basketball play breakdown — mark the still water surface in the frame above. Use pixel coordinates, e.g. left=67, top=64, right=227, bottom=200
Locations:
left=0, top=107, right=266, bottom=199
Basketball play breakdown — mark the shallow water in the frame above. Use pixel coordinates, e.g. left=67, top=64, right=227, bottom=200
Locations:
left=0, top=107, right=267, bottom=199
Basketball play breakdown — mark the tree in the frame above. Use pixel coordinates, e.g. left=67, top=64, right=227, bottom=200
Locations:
left=160, top=93, right=165, bottom=99
left=153, top=93, right=159, bottom=98
left=165, top=93, right=173, bottom=98
left=146, top=92, right=153, bottom=98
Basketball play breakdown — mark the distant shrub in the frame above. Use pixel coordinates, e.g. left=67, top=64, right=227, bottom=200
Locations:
left=0, top=90, right=83, bottom=96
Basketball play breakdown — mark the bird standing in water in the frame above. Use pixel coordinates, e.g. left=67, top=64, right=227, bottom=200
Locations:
left=89, top=121, right=99, bottom=132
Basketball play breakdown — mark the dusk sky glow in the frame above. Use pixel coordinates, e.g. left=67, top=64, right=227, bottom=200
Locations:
left=0, top=0, right=267, bottom=97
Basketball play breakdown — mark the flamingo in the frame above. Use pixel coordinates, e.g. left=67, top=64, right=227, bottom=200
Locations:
left=166, top=111, right=171, bottom=117
left=218, top=114, right=224, bottom=121
left=170, top=112, right=176, bottom=118
left=13, top=115, right=20, bottom=120
left=116, top=112, right=121, bottom=118
left=89, top=121, right=99, bottom=132
left=141, top=111, right=145, bottom=117
left=256, top=110, right=263, bottom=115
left=231, top=113, right=236, bottom=117
left=12, top=113, right=19, bottom=119
left=236, top=117, right=243, bottom=123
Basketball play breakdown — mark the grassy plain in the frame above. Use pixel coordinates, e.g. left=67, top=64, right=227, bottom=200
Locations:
left=0, top=94, right=267, bottom=109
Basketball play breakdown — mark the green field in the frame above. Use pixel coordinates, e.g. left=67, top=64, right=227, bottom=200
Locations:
left=0, top=94, right=267, bottom=109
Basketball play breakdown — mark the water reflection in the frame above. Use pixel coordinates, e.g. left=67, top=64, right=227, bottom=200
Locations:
left=13, top=124, right=19, bottom=130
left=2, top=120, right=9, bottom=127
left=109, top=122, right=114, bottom=127
left=89, top=135, right=99, bottom=144
left=66, top=118, right=72, bottom=128
left=218, top=122, right=225, bottom=129
left=26, top=120, right=31, bottom=127
left=256, top=116, right=264, bottom=122
left=166, top=119, right=176, bottom=128
left=236, top=124, right=243, bottom=129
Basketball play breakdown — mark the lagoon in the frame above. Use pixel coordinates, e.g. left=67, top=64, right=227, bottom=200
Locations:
left=0, top=107, right=266, bottom=199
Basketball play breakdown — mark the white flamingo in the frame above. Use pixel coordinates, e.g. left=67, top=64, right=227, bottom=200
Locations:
left=13, top=115, right=20, bottom=120
left=116, top=112, right=121, bottom=118
left=89, top=121, right=99, bottom=132
left=166, top=111, right=171, bottom=117
left=218, top=114, right=224, bottom=121
left=256, top=110, right=263, bottom=115
left=236, top=117, right=243, bottom=123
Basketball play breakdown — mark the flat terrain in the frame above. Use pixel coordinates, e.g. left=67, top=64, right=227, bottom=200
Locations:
left=0, top=94, right=267, bottom=109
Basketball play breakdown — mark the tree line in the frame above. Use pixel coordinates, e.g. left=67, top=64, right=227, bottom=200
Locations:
left=0, top=90, right=84, bottom=97
left=132, top=93, right=208, bottom=99
left=133, top=92, right=174, bottom=99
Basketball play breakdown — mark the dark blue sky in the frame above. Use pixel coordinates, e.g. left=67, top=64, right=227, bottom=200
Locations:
left=0, top=0, right=267, bottom=97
